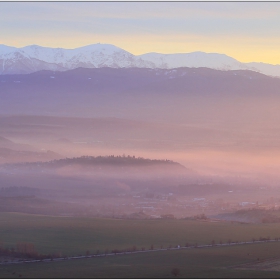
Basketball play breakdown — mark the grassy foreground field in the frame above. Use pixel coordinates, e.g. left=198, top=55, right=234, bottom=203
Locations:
left=1, top=212, right=280, bottom=278
left=1, top=212, right=280, bottom=256
left=1, top=243, right=280, bottom=278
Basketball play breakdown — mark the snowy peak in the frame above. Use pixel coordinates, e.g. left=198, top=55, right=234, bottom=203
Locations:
left=138, top=51, right=245, bottom=70
left=21, top=43, right=125, bottom=61
left=0, top=43, right=280, bottom=77
left=75, top=43, right=125, bottom=53
left=0, top=44, right=17, bottom=56
left=18, top=43, right=139, bottom=69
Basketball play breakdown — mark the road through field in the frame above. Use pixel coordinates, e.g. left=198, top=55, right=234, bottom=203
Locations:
left=1, top=238, right=279, bottom=266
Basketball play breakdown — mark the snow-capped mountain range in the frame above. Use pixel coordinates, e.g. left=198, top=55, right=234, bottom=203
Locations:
left=1, top=43, right=280, bottom=77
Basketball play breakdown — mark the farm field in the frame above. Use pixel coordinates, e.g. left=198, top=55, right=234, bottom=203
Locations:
left=1, top=243, right=280, bottom=278
left=1, top=213, right=280, bottom=278
left=1, top=212, right=280, bottom=256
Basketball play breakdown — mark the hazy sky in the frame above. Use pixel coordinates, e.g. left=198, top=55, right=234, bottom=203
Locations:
left=1, top=2, right=280, bottom=64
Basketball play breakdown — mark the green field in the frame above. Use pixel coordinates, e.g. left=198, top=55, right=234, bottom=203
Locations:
left=1, top=212, right=280, bottom=278
left=1, top=213, right=280, bottom=256
left=2, top=243, right=280, bottom=278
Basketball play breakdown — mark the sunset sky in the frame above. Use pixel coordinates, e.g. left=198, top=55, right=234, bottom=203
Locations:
left=1, top=2, right=280, bottom=64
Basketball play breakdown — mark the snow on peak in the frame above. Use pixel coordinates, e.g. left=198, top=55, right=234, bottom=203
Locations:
left=75, top=43, right=126, bottom=54
left=138, top=51, right=243, bottom=70
left=17, top=43, right=136, bottom=68
left=0, top=44, right=17, bottom=56
left=0, top=43, right=280, bottom=77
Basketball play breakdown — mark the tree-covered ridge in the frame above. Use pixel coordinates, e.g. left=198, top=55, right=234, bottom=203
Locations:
left=1, top=155, right=185, bottom=170
left=42, top=155, right=183, bottom=167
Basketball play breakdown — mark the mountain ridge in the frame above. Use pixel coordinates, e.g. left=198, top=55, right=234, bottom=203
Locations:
left=1, top=43, right=280, bottom=77
left=1, top=67, right=279, bottom=122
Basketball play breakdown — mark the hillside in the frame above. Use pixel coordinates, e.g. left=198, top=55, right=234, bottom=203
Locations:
left=42, top=155, right=183, bottom=167
left=1, top=67, right=279, bottom=124
left=0, top=155, right=190, bottom=184
left=1, top=155, right=186, bottom=172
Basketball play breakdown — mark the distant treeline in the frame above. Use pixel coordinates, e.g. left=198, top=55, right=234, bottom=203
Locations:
left=3, top=155, right=182, bottom=169
left=0, top=241, right=62, bottom=260
left=49, top=155, right=179, bottom=166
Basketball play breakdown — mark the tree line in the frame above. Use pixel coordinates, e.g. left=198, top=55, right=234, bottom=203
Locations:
left=3, top=155, right=180, bottom=169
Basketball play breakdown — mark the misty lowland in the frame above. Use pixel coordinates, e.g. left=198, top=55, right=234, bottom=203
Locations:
left=2, top=44, right=280, bottom=279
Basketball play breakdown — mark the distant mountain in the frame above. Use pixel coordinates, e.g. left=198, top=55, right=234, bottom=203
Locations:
left=1, top=43, right=280, bottom=77
left=1, top=67, right=279, bottom=122
left=138, top=52, right=245, bottom=71
left=0, top=44, right=150, bottom=75
left=0, top=135, right=35, bottom=151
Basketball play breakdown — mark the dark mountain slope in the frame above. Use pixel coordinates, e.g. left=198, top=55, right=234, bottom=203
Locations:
left=0, top=67, right=279, bottom=124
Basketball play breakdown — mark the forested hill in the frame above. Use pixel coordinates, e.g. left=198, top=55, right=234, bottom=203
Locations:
left=1, top=155, right=186, bottom=170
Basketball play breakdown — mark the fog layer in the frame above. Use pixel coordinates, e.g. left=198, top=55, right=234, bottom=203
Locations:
left=0, top=67, right=279, bottom=220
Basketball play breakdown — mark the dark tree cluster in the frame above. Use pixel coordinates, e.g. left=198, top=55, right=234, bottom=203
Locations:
left=3, top=155, right=180, bottom=171
left=0, top=242, right=62, bottom=261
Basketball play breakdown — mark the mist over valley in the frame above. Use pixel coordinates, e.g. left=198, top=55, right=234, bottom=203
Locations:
left=3, top=3, right=280, bottom=277
left=0, top=67, right=279, bottom=221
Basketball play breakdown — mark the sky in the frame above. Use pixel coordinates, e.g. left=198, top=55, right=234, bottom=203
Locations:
left=1, top=2, right=280, bottom=64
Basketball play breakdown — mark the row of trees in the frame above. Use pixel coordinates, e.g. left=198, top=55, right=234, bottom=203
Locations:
left=105, top=236, right=280, bottom=254
left=0, top=242, right=62, bottom=260
left=1, top=237, right=280, bottom=262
